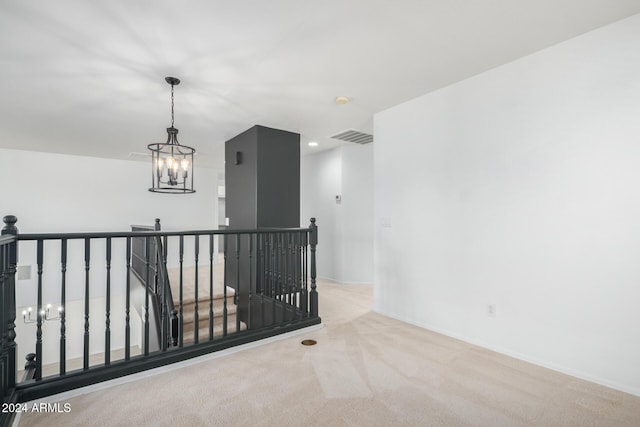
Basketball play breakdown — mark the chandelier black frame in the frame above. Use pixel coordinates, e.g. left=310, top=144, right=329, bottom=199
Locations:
left=148, top=77, right=196, bottom=193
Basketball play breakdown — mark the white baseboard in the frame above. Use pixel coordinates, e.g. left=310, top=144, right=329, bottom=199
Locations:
left=317, top=275, right=372, bottom=286
left=373, top=308, right=640, bottom=398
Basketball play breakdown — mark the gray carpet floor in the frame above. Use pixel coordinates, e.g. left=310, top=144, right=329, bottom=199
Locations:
left=18, top=279, right=640, bottom=426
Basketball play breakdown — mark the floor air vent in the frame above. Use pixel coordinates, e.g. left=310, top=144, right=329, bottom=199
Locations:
left=330, top=129, right=373, bottom=145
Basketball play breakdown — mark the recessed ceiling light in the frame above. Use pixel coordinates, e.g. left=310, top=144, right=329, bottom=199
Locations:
left=335, top=96, right=350, bottom=105
left=308, top=141, right=319, bottom=147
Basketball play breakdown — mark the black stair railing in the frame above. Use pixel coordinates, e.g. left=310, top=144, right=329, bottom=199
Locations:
left=0, top=215, right=319, bottom=424
left=130, top=220, right=177, bottom=352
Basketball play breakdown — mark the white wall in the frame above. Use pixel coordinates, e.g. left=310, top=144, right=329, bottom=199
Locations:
left=374, top=14, right=640, bottom=396
left=1, top=148, right=221, bottom=364
left=0, top=149, right=219, bottom=233
left=301, top=148, right=343, bottom=280
left=301, top=144, right=373, bottom=283
left=0, top=148, right=220, bottom=303
left=341, top=145, right=374, bottom=283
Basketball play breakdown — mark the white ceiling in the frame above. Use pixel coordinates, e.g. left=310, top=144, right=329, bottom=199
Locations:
left=1, top=1, right=639, bottom=168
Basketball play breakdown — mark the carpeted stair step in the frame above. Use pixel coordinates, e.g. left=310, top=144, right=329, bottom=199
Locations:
left=181, top=304, right=238, bottom=333
left=177, top=292, right=236, bottom=315
left=167, top=264, right=234, bottom=305
left=184, top=313, right=246, bottom=337
left=182, top=316, right=247, bottom=344
left=172, top=288, right=236, bottom=308
left=168, top=262, right=247, bottom=344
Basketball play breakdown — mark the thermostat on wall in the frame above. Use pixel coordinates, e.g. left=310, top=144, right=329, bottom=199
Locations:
left=335, top=195, right=342, bottom=203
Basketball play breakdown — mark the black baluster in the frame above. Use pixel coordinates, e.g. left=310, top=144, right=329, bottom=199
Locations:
left=60, top=239, right=67, bottom=375
left=283, top=232, right=288, bottom=308
left=284, top=232, right=289, bottom=318
left=179, top=235, right=184, bottom=348
left=23, top=354, right=36, bottom=381
left=83, top=237, right=90, bottom=370
left=236, top=234, right=240, bottom=334
left=302, top=231, right=308, bottom=315
left=248, top=233, right=253, bottom=330
left=296, top=232, right=304, bottom=317
left=263, top=233, right=268, bottom=299
left=262, top=234, right=267, bottom=298
left=281, top=233, right=286, bottom=321
left=35, top=239, right=43, bottom=380
left=259, top=233, right=265, bottom=327
left=291, top=233, right=297, bottom=316
left=161, top=235, right=168, bottom=352
left=1, top=246, right=5, bottom=384
left=209, top=234, right=214, bottom=341
left=267, top=233, right=272, bottom=299
left=282, top=233, right=291, bottom=320
left=2, top=215, right=18, bottom=392
left=270, top=233, right=276, bottom=324
left=309, top=218, right=318, bottom=317
left=144, top=236, right=150, bottom=356
left=294, top=232, right=302, bottom=317
left=292, top=233, right=297, bottom=315
left=171, top=309, right=178, bottom=346
left=297, top=232, right=303, bottom=315
left=276, top=233, right=280, bottom=302
left=105, top=238, right=111, bottom=366
left=0, top=255, right=4, bottom=389
left=288, top=233, right=293, bottom=319
left=0, top=246, right=6, bottom=388
left=158, top=236, right=169, bottom=351
left=194, top=235, right=199, bottom=345
left=125, top=237, right=131, bottom=360
left=223, top=234, right=228, bottom=337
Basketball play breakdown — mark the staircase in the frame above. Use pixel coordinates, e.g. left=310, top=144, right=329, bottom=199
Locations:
left=167, top=262, right=247, bottom=344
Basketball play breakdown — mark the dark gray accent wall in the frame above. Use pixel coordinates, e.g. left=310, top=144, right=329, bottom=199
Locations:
left=256, top=126, right=300, bottom=228
left=224, top=125, right=300, bottom=326
left=225, top=126, right=258, bottom=229
left=225, top=125, right=300, bottom=229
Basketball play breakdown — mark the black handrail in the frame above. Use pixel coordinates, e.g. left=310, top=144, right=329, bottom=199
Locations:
left=131, top=218, right=178, bottom=351
left=152, top=228, right=177, bottom=349
left=131, top=223, right=164, bottom=353
left=130, top=220, right=179, bottom=350
left=18, top=227, right=313, bottom=241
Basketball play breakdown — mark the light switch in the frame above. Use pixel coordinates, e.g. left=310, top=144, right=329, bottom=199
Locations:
left=17, top=265, right=31, bottom=280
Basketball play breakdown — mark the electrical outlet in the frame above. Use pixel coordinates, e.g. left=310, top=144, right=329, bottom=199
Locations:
left=486, top=304, right=496, bottom=318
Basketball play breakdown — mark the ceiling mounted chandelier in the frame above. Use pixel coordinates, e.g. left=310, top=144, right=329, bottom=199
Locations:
left=148, top=77, right=196, bottom=193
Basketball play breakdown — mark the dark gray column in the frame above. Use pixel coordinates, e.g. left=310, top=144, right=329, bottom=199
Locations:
left=225, top=125, right=300, bottom=328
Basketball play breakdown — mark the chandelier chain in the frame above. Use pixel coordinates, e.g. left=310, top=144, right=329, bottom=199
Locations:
left=171, top=83, right=175, bottom=127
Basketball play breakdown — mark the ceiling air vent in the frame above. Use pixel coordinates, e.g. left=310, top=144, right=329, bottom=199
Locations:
left=330, top=129, right=373, bottom=145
